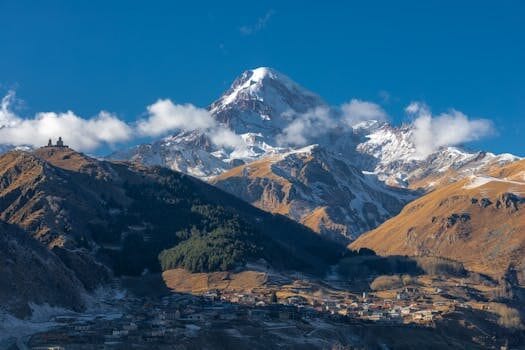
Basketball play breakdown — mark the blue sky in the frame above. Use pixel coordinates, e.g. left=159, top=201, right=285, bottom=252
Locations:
left=0, top=0, right=523, bottom=155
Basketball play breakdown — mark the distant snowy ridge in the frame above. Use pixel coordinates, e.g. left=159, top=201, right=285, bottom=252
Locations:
left=356, top=122, right=520, bottom=188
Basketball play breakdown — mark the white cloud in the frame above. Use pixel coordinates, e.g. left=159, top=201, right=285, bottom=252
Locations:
left=407, top=101, right=495, bottom=158
left=0, top=97, right=133, bottom=151
left=277, top=100, right=387, bottom=146
left=277, top=106, right=336, bottom=146
left=0, top=90, right=19, bottom=127
left=0, top=91, right=132, bottom=151
left=341, top=99, right=387, bottom=127
left=405, top=101, right=430, bottom=117
left=138, top=98, right=243, bottom=148
left=0, top=93, right=244, bottom=152
left=209, top=127, right=243, bottom=148
left=137, top=99, right=215, bottom=137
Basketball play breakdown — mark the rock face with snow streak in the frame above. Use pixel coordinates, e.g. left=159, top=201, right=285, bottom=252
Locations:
left=110, top=67, right=520, bottom=242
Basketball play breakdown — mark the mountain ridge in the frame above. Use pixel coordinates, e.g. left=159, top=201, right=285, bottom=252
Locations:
left=109, top=67, right=519, bottom=241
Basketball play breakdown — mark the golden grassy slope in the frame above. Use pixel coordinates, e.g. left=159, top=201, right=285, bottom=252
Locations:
left=351, top=160, right=525, bottom=280
left=162, top=268, right=267, bottom=294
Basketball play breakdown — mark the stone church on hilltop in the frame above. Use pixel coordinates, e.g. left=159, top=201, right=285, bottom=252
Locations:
left=46, top=137, right=68, bottom=148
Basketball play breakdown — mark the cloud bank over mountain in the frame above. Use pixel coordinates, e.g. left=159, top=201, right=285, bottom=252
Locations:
left=0, top=89, right=496, bottom=154
left=137, top=99, right=243, bottom=148
left=0, top=91, right=132, bottom=151
left=277, top=99, right=388, bottom=146
left=0, top=92, right=242, bottom=151
left=406, top=101, right=495, bottom=158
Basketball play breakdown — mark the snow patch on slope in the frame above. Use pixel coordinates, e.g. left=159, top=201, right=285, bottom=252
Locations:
left=463, top=175, right=525, bottom=190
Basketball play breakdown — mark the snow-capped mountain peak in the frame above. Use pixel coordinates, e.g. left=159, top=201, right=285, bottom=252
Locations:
left=218, top=67, right=279, bottom=105
left=209, top=67, right=326, bottom=136
left=213, top=67, right=321, bottom=107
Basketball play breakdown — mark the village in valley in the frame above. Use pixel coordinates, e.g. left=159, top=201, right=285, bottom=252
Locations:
left=26, top=269, right=512, bottom=349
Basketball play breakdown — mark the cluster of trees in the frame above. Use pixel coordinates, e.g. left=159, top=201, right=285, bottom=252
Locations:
left=159, top=221, right=263, bottom=272
left=413, top=256, right=466, bottom=277
left=158, top=204, right=269, bottom=272
left=157, top=203, right=327, bottom=273
left=489, top=302, right=524, bottom=330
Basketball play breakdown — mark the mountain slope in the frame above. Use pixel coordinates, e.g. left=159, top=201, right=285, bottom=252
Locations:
left=212, top=145, right=417, bottom=242
left=4, top=147, right=343, bottom=273
left=350, top=159, right=525, bottom=281
left=108, top=67, right=321, bottom=178
left=109, top=68, right=419, bottom=241
left=0, top=146, right=344, bottom=314
left=0, top=221, right=85, bottom=318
